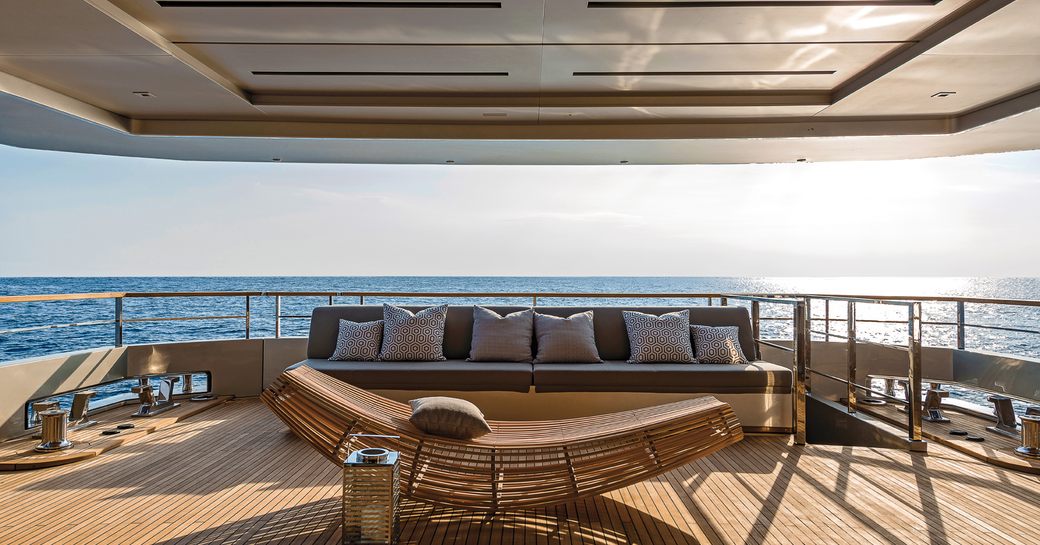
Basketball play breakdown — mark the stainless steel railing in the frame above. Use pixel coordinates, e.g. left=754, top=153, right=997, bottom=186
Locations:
left=2, top=289, right=1039, bottom=448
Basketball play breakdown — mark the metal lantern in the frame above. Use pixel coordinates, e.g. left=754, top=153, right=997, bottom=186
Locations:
left=343, top=443, right=400, bottom=545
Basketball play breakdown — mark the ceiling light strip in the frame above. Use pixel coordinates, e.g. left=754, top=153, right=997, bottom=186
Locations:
left=573, top=70, right=836, bottom=76
left=251, top=71, right=509, bottom=76
left=157, top=1, right=502, bottom=7
left=587, top=1, right=940, bottom=7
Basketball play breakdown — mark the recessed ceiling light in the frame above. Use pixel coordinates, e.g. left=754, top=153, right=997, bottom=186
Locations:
left=620, top=160, right=629, bottom=164
left=272, top=158, right=282, bottom=162
left=796, top=158, right=807, bottom=163
left=132, top=91, right=155, bottom=98
left=931, top=91, right=957, bottom=98
left=446, top=160, right=455, bottom=164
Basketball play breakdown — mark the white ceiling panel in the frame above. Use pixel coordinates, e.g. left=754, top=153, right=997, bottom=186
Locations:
left=0, top=0, right=164, bottom=55
left=256, top=104, right=539, bottom=122
left=543, top=0, right=976, bottom=44
left=0, top=55, right=258, bottom=117
left=540, top=43, right=903, bottom=92
left=819, top=53, right=1040, bottom=117
left=181, top=44, right=542, bottom=93
left=539, top=104, right=827, bottom=121
left=108, top=0, right=546, bottom=44
left=928, top=1, right=1040, bottom=56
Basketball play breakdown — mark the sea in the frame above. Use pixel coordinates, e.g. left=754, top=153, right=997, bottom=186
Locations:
left=2, top=277, right=1038, bottom=418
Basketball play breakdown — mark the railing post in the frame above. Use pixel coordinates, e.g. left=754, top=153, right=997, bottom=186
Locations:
left=707, top=297, right=713, bottom=306
left=359, top=295, right=365, bottom=305
left=245, top=296, right=251, bottom=339
left=793, top=299, right=809, bottom=446
left=274, top=295, right=282, bottom=339
left=824, top=300, right=831, bottom=342
left=846, top=301, right=857, bottom=414
left=532, top=294, right=538, bottom=306
left=751, top=301, right=761, bottom=360
left=114, top=296, right=124, bottom=348
left=908, top=302, right=924, bottom=447
left=329, top=295, right=334, bottom=305
left=956, top=301, right=966, bottom=350
left=720, top=296, right=728, bottom=306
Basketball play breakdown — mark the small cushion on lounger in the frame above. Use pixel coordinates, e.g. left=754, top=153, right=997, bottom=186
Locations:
left=691, top=325, right=749, bottom=364
left=409, top=396, right=492, bottom=440
left=329, top=319, right=383, bottom=361
left=622, top=309, right=695, bottom=363
left=533, top=311, right=603, bottom=363
left=468, top=306, right=534, bottom=362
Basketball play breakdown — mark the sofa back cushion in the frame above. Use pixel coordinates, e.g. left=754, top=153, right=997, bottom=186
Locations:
left=308, top=305, right=757, bottom=361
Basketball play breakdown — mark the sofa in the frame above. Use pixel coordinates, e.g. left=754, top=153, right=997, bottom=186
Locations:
left=292, top=305, right=794, bottom=432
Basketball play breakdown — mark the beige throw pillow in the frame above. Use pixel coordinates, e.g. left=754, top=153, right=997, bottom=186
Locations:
left=409, top=396, right=493, bottom=440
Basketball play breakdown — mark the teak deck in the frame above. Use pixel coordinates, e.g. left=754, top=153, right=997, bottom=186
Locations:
left=0, top=396, right=229, bottom=471
left=1, top=399, right=1038, bottom=545
left=859, top=401, right=1040, bottom=474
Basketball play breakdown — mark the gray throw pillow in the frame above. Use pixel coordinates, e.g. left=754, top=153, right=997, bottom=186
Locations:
left=622, top=310, right=695, bottom=363
left=533, top=311, right=602, bottom=363
left=329, top=319, right=383, bottom=361
left=409, top=396, right=492, bottom=440
left=691, top=325, right=749, bottom=364
left=378, top=304, right=448, bottom=362
left=468, top=306, right=534, bottom=362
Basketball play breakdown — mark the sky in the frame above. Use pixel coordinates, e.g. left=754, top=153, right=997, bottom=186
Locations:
left=0, top=144, right=1038, bottom=277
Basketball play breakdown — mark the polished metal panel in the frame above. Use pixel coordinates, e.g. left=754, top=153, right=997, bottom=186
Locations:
left=846, top=301, right=856, bottom=414
left=907, top=302, right=924, bottom=444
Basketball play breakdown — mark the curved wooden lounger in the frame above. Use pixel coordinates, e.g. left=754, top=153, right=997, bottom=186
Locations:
left=262, top=365, right=744, bottom=511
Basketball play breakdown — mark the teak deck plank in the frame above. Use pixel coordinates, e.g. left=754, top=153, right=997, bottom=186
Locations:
left=0, top=398, right=1038, bottom=545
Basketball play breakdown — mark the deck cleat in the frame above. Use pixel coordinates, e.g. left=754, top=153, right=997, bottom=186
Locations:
left=985, top=395, right=1020, bottom=438
left=922, top=388, right=951, bottom=423
left=69, top=390, right=99, bottom=431
left=131, top=376, right=181, bottom=417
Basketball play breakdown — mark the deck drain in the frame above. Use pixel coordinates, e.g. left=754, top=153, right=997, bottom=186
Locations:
left=116, top=424, right=135, bottom=430
left=949, top=430, right=968, bottom=436
left=101, top=430, right=121, bottom=436
left=190, top=394, right=216, bottom=402
left=966, top=435, right=985, bottom=442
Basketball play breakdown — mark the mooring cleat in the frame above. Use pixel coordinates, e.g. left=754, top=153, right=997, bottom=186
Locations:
left=986, top=395, right=1019, bottom=438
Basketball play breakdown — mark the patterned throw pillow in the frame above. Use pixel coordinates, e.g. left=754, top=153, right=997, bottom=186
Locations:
left=532, top=311, right=602, bottom=363
left=378, top=304, right=449, bottom=362
left=329, top=319, right=383, bottom=361
left=691, top=325, right=749, bottom=364
left=468, top=306, right=534, bottom=362
left=622, top=310, right=695, bottom=363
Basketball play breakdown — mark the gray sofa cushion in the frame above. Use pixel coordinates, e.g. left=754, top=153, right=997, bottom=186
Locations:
left=622, top=309, right=695, bottom=363
left=468, top=306, right=534, bottom=362
left=533, top=361, right=792, bottom=394
left=533, top=311, right=602, bottom=363
left=379, top=304, right=448, bottom=362
left=329, top=319, right=383, bottom=361
left=293, top=359, right=533, bottom=392
left=692, top=325, right=749, bottom=364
